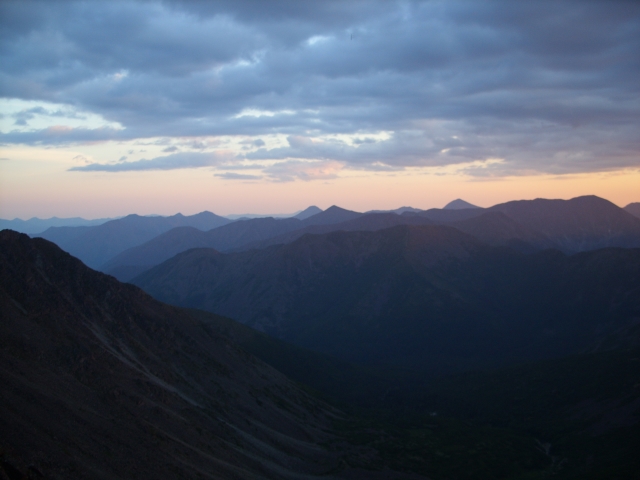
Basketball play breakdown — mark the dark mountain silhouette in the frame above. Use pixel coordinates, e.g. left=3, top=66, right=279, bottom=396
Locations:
left=102, top=225, right=218, bottom=281
left=102, top=217, right=304, bottom=281
left=104, top=213, right=434, bottom=282
left=103, top=208, right=364, bottom=282
left=625, top=202, right=640, bottom=218
left=191, top=217, right=303, bottom=251
left=366, top=206, right=424, bottom=215
left=487, top=195, right=640, bottom=253
left=443, top=199, right=480, bottom=210
left=3, top=228, right=640, bottom=479
left=294, top=205, right=323, bottom=219
left=0, top=230, right=424, bottom=480
left=103, top=196, right=640, bottom=283
left=133, top=225, right=640, bottom=375
left=0, top=216, right=114, bottom=234
left=448, top=211, right=555, bottom=252
left=241, top=212, right=434, bottom=252
left=412, top=206, right=486, bottom=223
left=411, top=196, right=640, bottom=254
left=300, top=205, right=362, bottom=226
left=37, top=211, right=231, bottom=269
left=113, top=210, right=547, bottom=284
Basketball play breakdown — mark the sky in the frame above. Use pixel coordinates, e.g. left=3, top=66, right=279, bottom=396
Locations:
left=1, top=0, right=639, bottom=219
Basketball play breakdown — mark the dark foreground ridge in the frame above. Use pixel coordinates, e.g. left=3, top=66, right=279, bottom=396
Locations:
left=0, top=230, right=422, bottom=480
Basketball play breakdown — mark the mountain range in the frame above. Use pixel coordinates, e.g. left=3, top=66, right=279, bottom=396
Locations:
left=100, top=195, right=640, bottom=282
left=132, top=223, right=640, bottom=374
left=3, top=191, right=640, bottom=478
left=37, top=211, right=232, bottom=269
left=0, top=216, right=115, bottom=234
left=104, top=210, right=435, bottom=281
left=487, top=196, right=640, bottom=252
left=225, top=205, right=323, bottom=220
left=99, top=206, right=362, bottom=281
left=3, top=227, right=640, bottom=478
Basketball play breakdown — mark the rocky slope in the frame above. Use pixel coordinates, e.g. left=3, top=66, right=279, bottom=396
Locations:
left=0, top=230, right=420, bottom=480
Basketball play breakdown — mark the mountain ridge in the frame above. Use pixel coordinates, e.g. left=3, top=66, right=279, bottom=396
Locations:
left=443, top=199, right=480, bottom=210
left=0, top=216, right=116, bottom=234
left=37, top=211, right=232, bottom=268
left=625, top=202, right=640, bottom=219
left=102, top=207, right=364, bottom=281
left=487, top=195, right=640, bottom=253
left=132, top=224, right=640, bottom=374
left=0, top=230, right=423, bottom=480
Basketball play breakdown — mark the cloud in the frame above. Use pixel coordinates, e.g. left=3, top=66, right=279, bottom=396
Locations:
left=263, top=160, right=342, bottom=182
left=214, top=172, right=262, bottom=180
left=72, top=154, right=89, bottom=164
left=1, top=1, right=639, bottom=176
left=0, top=126, right=127, bottom=145
left=69, top=151, right=227, bottom=172
left=13, top=107, right=46, bottom=125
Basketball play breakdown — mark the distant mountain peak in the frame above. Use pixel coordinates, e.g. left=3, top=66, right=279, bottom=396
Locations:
left=443, top=199, right=480, bottom=210
left=325, top=205, right=349, bottom=212
left=365, top=206, right=423, bottom=215
left=293, top=206, right=322, bottom=220
left=301, top=205, right=362, bottom=227
left=624, top=202, right=640, bottom=219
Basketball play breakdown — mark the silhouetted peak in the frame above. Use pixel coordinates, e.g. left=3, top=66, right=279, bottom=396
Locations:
left=443, top=199, right=480, bottom=210
left=301, top=205, right=362, bottom=226
left=294, top=206, right=323, bottom=220
left=491, top=195, right=621, bottom=213
left=325, top=205, right=350, bottom=213
left=624, top=202, right=640, bottom=219
left=192, top=210, right=217, bottom=217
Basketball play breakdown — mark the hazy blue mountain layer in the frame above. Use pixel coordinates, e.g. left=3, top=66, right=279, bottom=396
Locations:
left=104, top=196, right=640, bottom=282
left=0, top=216, right=114, bottom=234
left=101, top=217, right=301, bottom=280
left=37, top=211, right=231, bottom=268
left=102, top=206, right=362, bottom=281
left=35, top=196, right=640, bottom=283
left=294, top=205, right=323, bottom=219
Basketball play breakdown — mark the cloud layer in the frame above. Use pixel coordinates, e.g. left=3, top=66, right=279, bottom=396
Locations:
left=1, top=0, right=639, bottom=177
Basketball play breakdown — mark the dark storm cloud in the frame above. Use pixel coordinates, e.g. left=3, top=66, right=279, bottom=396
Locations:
left=1, top=0, right=639, bottom=176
